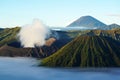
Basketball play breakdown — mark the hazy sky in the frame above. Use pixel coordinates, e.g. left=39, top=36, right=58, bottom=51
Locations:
left=0, top=0, right=120, bottom=28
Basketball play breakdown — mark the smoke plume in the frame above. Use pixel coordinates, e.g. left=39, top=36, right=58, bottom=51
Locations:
left=18, top=19, right=50, bottom=47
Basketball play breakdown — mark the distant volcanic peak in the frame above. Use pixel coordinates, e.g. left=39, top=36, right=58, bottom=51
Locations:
left=108, top=23, right=120, bottom=27
left=77, top=15, right=97, bottom=21
left=80, top=15, right=92, bottom=18
left=110, top=23, right=119, bottom=25
left=107, top=23, right=120, bottom=30
left=41, top=35, right=120, bottom=67
left=67, top=15, right=107, bottom=29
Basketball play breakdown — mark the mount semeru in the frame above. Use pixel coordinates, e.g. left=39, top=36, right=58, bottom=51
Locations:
left=67, top=16, right=107, bottom=29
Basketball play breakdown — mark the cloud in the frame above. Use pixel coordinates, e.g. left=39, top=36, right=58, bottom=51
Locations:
left=18, top=19, right=50, bottom=48
left=107, top=14, right=120, bottom=17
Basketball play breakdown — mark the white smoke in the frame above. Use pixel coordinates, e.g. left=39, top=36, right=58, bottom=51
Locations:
left=18, top=19, right=50, bottom=47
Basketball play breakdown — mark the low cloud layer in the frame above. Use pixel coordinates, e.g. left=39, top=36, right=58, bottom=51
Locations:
left=107, top=14, right=120, bottom=17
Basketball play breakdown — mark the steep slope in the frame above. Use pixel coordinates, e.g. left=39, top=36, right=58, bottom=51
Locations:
left=41, top=36, right=120, bottom=67
left=0, top=45, right=30, bottom=57
left=0, top=45, right=49, bottom=57
left=0, top=27, right=20, bottom=46
left=0, top=37, right=71, bottom=58
left=67, top=16, right=107, bottom=29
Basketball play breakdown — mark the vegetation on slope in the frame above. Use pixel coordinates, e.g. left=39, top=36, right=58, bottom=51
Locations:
left=41, top=36, right=120, bottom=67
left=0, top=27, right=120, bottom=59
left=85, top=29, right=120, bottom=41
left=0, top=27, right=20, bottom=46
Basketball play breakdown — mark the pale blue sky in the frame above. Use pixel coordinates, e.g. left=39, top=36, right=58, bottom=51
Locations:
left=0, top=0, right=120, bottom=28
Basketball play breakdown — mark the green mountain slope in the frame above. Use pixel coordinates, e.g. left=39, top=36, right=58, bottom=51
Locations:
left=84, top=29, right=120, bottom=41
left=41, top=36, right=120, bottom=67
left=0, top=27, right=20, bottom=46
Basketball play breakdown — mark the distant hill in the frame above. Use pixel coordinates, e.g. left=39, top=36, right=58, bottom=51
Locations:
left=41, top=36, right=120, bottom=67
left=67, top=16, right=107, bottom=29
left=83, top=29, right=120, bottom=41
left=107, top=24, right=120, bottom=30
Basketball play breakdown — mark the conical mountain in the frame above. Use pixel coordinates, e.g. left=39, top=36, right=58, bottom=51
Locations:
left=67, top=16, right=107, bottom=29
left=41, top=36, right=120, bottom=67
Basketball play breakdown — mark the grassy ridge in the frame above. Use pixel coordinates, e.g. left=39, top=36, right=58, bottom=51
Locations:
left=85, top=29, right=120, bottom=41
